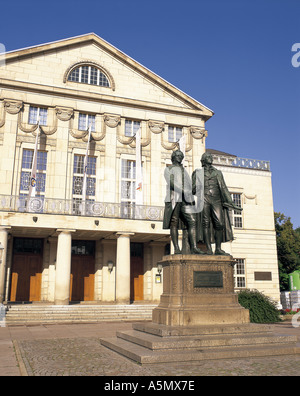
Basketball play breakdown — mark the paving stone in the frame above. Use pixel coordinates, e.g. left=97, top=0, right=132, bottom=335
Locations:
left=0, top=321, right=299, bottom=376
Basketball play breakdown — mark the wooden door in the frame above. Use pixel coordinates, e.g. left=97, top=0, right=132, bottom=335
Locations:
left=10, top=254, right=42, bottom=302
left=130, top=256, right=144, bottom=301
left=70, top=256, right=95, bottom=302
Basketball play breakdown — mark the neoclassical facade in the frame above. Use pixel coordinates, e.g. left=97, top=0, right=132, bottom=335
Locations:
left=0, top=33, right=280, bottom=306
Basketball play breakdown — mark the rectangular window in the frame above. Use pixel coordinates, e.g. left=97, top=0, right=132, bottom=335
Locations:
left=120, top=159, right=137, bottom=218
left=78, top=113, right=96, bottom=131
left=71, top=240, right=95, bottom=256
left=19, top=149, right=47, bottom=212
left=28, top=106, right=48, bottom=126
left=13, top=238, right=43, bottom=254
left=234, top=259, right=246, bottom=288
left=72, top=154, right=96, bottom=214
left=231, top=193, right=243, bottom=228
left=168, top=126, right=182, bottom=142
left=125, top=120, right=140, bottom=137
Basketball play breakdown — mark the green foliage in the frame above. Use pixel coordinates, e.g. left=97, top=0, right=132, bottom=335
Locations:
left=237, top=289, right=282, bottom=323
left=274, top=212, right=300, bottom=291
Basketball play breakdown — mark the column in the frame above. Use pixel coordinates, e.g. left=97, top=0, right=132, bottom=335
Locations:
left=101, top=239, right=116, bottom=302
left=0, top=227, right=11, bottom=303
left=103, top=115, right=119, bottom=203
left=54, top=229, right=75, bottom=305
left=149, top=241, right=165, bottom=302
left=115, top=232, right=134, bottom=304
left=150, top=126, right=163, bottom=206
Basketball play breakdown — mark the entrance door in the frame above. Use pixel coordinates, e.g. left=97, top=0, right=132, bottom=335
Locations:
left=10, top=254, right=42, bottom=302
left=70, top=256, right=95, bottom=302
left=130, top=243, right=144, bottom=302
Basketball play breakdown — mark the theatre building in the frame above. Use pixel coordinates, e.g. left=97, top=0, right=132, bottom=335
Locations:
left=0, top=33, right=280, bottom=308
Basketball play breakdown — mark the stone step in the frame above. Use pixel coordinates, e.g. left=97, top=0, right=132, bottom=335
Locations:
left=100, top=322, right=300, bottom=364
left=6, top=304, right=156, bottom=310
left=116, top=329, right=297, bottom=351
left=4, top=304, right=156, bottom=325
left=132, top=322, right=273, bottom=337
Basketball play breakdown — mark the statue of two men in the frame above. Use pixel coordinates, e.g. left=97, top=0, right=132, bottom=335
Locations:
left=163, top=150, right=242, bottom=256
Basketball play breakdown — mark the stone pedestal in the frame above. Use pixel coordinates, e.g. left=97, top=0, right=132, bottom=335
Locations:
left=152, top=254, right=249, bottom=326
left=100, top=255, right=300, bottom=364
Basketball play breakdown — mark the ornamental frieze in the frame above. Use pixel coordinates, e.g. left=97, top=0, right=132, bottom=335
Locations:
left=55, top=106, right=74, bottom=121
left=103, top=113, right=121, bottom=128
left=4, top=99, right=23, bottom=114
left=190, top=126, right=207, bottom=140
left=148, top=120, right=164, bottom=134
left=0, top=101, right=5, bottom=128
left=69, top=113, right=105, bottom=142
left=17, top=107, right=58, bottom=136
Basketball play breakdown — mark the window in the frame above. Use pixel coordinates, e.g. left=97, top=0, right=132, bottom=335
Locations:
left=28, top=106, right=48, bottom=126
left=78, top=113, right=96, bottom=131
left=19, top=149, right=47, bottom=211
left=68, top=65, right=110, bottom=87
left=168, top=126, right=182, bottom=142
left=121, top=159, right=137, bottom=218
left=125, top=120, right=140, bottom=137
left=71, top=240, right=95, bottom=256
left=72, top=154, right=96, bottom=214
left=13, top=238, right=43, bottom=254
left=121, top=159, right=136, bottom=200
left=231, top=193, right=243, bottom=228
left=234, top=259, right=246, bottom=288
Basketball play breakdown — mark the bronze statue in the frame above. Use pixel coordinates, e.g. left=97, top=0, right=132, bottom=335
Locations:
left=192, top=152, right=242, bottom=255
left=163, top=150, right=204, bottom=255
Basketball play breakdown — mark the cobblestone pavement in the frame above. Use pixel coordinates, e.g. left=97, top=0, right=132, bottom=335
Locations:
left=1, top=321, right=300, bottom=376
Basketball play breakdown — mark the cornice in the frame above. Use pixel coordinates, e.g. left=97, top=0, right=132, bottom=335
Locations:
left=0, top=78, right=206, bottom=118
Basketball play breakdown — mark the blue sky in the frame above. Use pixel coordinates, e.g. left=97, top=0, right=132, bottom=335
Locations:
left=1, top=0, right=299, bottom=227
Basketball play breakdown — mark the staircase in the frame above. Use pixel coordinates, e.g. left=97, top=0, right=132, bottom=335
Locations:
left=4, top=304, right=157, bottom=325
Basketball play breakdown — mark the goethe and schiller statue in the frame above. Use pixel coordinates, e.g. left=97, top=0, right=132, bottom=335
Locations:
left=163, top=150, right=242, bottom=256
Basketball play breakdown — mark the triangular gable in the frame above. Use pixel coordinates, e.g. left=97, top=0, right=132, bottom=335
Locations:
left=2, top=33, right=214, bottom=119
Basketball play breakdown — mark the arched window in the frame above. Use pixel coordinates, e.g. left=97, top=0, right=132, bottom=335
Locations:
left=65, top=62, right=113, bottom=88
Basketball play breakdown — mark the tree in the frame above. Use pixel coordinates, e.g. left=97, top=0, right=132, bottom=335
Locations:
left=275, top=212, right=300, bottom=291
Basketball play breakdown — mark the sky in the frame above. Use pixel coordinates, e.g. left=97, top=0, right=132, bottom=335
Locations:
left=0, top=0, right=299, bottom=227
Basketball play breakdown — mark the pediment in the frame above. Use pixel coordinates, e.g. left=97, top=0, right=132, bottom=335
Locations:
left=2, top=33, right=213, bottom=118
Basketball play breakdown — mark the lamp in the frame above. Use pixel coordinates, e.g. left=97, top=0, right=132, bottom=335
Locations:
left=157, top=263, right=163, bottom=274
left=107, top=260, right=114, bottom=273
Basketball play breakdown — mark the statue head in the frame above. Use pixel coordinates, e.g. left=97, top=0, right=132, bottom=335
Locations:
left=201, top=152, right=213, bottom=166
left=171, top=150, right=184, bottom=164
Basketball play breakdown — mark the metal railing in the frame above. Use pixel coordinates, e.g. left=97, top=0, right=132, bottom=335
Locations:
left=0, top=195, right=164, bottom=221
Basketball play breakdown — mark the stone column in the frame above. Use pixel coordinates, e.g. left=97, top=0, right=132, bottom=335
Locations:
left=103, top=114, right=119, bottom=203
left=115, top=232, right=134, bottom=304
left=54, top=229, right=75, bottom=305
left=0, top=227, right=11, bottom=303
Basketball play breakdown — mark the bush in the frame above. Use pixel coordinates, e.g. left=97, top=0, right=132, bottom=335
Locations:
left=237, top=289, right=282, bottom=323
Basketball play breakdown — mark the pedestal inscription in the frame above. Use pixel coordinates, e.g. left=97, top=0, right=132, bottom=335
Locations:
left=193, top=271, right=223, bottom=288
